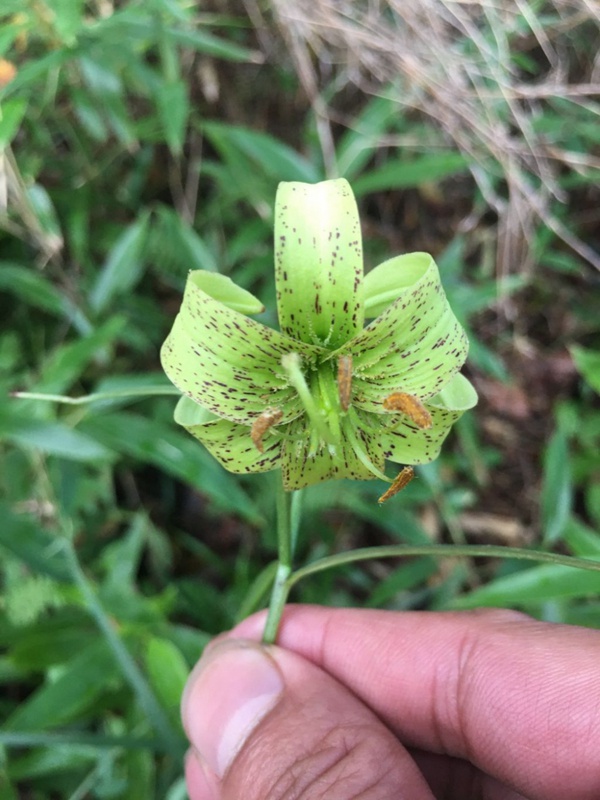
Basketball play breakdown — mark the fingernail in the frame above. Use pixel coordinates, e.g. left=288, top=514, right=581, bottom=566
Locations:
left=184, top=749, right=219, bottom=800
left=181, top=641, right=284, bottom=778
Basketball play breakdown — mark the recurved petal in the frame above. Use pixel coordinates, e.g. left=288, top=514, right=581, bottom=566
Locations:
left=339, top=253, right=468, bottom=405
left=161, top=270, right=324, bottom=425
left=174, top=396, right=282, bottom=474
left=364, top=252, right=435, bottom=318
left=280, top=417, right=384, bottom=490
left=275, top=179, right=364, bottom=349
left=380, top=373, right=478, bottom=464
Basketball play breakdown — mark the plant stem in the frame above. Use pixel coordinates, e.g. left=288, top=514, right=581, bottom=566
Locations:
left=285, top=544, right=600, bottom=591
left=290, top=488, right=304, bottom=556
left=262, top=481, right=294, bottom=643
left=10, top=386, right=179, bottom=405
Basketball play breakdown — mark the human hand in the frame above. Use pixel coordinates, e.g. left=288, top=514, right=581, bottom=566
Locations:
left=181, top=606, right=600, bottom=799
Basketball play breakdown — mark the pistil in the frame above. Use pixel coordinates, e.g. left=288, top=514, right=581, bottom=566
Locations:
left=281, top=353, right=336, bottom=451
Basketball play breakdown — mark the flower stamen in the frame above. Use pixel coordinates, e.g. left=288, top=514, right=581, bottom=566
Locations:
left=378, top=467, right=415, bottom=504
left=337, top=354, right=352, bottom=412
left=383, top=392, right=432, bottom=429
left=251, top=408, right=283, bottom=453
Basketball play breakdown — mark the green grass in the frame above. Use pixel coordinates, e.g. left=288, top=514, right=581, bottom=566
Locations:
left=1, top=1, right=599, bottom=797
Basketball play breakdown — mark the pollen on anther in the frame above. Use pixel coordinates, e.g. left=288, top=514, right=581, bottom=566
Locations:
left=383, top=392, right=432, bottom=429
left=251, top=408, right=283, bottom=453
left=337, top=355, right=352, bottom=411
left=378, top=466, right=414, bottom=504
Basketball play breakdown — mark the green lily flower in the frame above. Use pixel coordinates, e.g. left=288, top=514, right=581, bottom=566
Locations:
left=161, top=179, right=477, bottom=500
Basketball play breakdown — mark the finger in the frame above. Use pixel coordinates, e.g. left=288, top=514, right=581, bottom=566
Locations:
left=231, top=606, right=600, bottom=800
left=185, top=749, right=219, bottom=800
left=411, top=750, right=531, bottom=800
left=182, top=638, right=436, bottom=800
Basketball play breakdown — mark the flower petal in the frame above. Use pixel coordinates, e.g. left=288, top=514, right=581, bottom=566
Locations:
left=191, top=271, right=265, bottom=314
left=380, top=373, right=478, bottom=464
left=339, top=253, right=468, bottom=406
left=280, top=417, right=384, bottom=490
left=174, top=395, right=282, bottom=474
left=275, top=179, right=364, bottom=348
left=364, top=252, right=434, bottom=318
left=161, top=270, right=324, bottom=424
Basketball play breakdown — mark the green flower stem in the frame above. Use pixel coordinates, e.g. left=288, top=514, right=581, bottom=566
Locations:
left=61, top=539, right=183, bottom=757
left=285, top=544, right=600, bottom=591
left=290, top=488, right=304, bottom=556
left=262, top=481, right=294, bottom=644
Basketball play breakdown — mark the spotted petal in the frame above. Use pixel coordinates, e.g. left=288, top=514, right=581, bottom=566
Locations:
left=174, top=395, right=282, bottom=474
left=161, top=270, right=325, bottom=425
left=337, top=253, right=468, bottom=408
left=280, top=418, right=384, bottom=490
left=275, top=179, right=364, bottom=349
left=380, top=373, right=478, bottom=464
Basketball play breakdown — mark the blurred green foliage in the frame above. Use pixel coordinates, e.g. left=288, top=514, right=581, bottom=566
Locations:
left=1, top=1, right=599, bottom=797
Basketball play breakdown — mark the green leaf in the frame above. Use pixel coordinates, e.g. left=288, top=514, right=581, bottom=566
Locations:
left=352, top=152, right=468, bottom=195
left=26, top=184, right=62, bottom=244
left=366, top=557, right=436, bottom=607
left=0, top=50, right=71, bottom=98
left=3, top=640, right=118, bottom=731
left=563, top=516, right=600, bottom=557
left=79, top=411, right=263, bottom=524
left=149, top=204, right=218, bottom=278
left=144, top=637, right=188, bottom=723
left=50, top=0, right=85, bottom=43
left=31, top=315, right=126, bottom=395
left=2, top=417, right=114, bottom=462
left=78, top=54, right=122, bottom=95
left=275, top=179, right=364, bottom=348
left=541, top=428, right=572, bottom=545
left=0, top=505, right=71, bottom=582
left=571, top=346, right=600, bottom=394
left=164, top=26, right=261, bottom=62
left=452, top=560, right=600, bottom=608
left=156, top=79, right=189, bottom=156
left=337, top=94, right=399, bottom=179
left=88, top=12, right=260, bottom=63
left=0, top=262, right=87, bottom=330
left=204, top=122, right=320, bottom=184
left=72, top=86, right=109, bottom=141
left=89, top=214, right=150, bottom=313
left=0, top=97, right=27, bottom=148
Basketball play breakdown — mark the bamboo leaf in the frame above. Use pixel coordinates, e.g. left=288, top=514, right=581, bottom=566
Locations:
left=156, top=79, right=189, bottom=156
left=0, top=505, right=71, bottom=582
left=0, top=97, right=27, bottom=147
left=352, top=153, right=468, bottom=195
left=571, top=346, right=600, bottom=394
left=541, top=428, right=572, bottom=545
left=452, top=562, right=600, bottom=608
left=89, top=215, right=150, bottom=313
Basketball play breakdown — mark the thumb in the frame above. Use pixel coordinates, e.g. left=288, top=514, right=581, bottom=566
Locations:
left=181, top=639, right=435, bottom=800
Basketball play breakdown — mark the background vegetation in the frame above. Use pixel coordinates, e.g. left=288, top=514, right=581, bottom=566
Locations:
left=1, top=1, right=599, bottom=797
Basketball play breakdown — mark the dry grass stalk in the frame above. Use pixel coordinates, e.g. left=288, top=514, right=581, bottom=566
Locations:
left=270, top=0, right=600, bottom=273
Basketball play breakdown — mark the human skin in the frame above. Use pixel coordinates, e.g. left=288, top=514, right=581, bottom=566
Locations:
left=181, top=606, right=600, bottom=799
